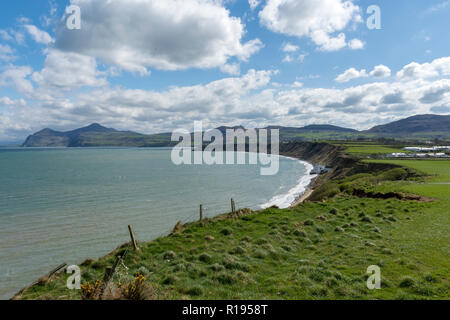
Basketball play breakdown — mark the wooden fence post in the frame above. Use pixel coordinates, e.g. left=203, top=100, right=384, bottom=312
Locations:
left=200, top=204, right=203, bottom=221
left=231, top=198, right=236, bottom=214
left=128, top=225, right=139, bottom=251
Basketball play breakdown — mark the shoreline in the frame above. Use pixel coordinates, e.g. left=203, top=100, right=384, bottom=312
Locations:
left=289, top=187, right=314, bottom=208
left=260, top=157, right=317, bottom=209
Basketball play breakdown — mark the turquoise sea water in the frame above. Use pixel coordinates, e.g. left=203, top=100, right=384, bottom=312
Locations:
left=0, top=147, right=312, bottom=299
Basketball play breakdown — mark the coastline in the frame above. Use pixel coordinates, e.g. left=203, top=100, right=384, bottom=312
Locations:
left=260, top=157, right=317, bottom=209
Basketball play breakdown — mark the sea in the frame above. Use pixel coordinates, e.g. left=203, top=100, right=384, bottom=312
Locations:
left=0, top=147, right=314, bottom=299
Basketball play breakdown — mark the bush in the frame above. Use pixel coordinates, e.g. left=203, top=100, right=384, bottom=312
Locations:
left=186, top=286, right=203, bottom=296
left=329, top=208, right=339, bottom=215
left=220, top=228, right=232, bottom=236
left=118, top=274, right=148, bottom=300
left=309, top=183, right=340, bottom=201
left=163, top=251, right=177, bottom=260
left=162, top=275, right=179, bottom=285
left=80, top=280, right=102, bottom=300
left=198, top=253, right=213, bottom=263
left=293, top=229, right=307, bottom=237
left=378, top=168, right=408, bottom=181
left=399, top=276, right=416, bottom=288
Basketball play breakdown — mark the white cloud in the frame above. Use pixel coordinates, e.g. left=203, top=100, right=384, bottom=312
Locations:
left=24, top=25, right=53, bottom=45
left=348, top=38, right=364, bottom=50
left=425, top=1, right=450, bottom=14
left=248, top=0, right=261, bottom=10
left=0, top=66, right=34, bottom=95
left=4, top=57, right=450, bottom=141
left=259, top=0, right=362, bottom=51
left=31, top=49, right=108, bottom=90
left=282, top=43, right=299, bottom=52
left=282, top=55, right=293, bottom=63
left=335, top=67, right=368, bottom=83
left=370, top=65, right=391, bottom=78
left=0, top=44, right=16, bottom=61
left=220, top=63, right=241, bottom=75
left=0, top=30, right=13, bottom=41
left=55, top=0, right=263, bottom=75
left=397, top=57, right=450, bottom=79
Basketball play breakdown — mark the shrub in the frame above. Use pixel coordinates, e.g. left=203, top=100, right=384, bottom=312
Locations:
left=315, top=227, right=325, bottom=234
left=378, top=168, right=408, bottom=181
left=424, top=273, right=439, bottom=283
left=80, top=280, right=102, bottom=300
left=163, top=251, right=177, bottom=260
left=309, top=285, right=329, bottom=298
left=220, top=228, right=232, bottom=236
left=137, top=266, right=149, bottom=276
left=229, top=246, right=246, bottom=255
left=198, top=253, right=213, bottom=263
left=293, top=229, right=307, bottom=237
left=186, top=286, right=203, bottom=296
left=253, top=249, right=268, bottom=259
left=209, top=263, right=224, bottom=272
left=214, top=272, right=238, bottom=285
left=399, top=276, right=416, bottom=288
left=309, top=183, right=340, bottom=201
left=329, top=208, right=339, bottom=215
left=162, top=275, right=179, bottom=285
left=304, top=219, right=314, bottom=226
left=118, top=273, right=148, bottom=300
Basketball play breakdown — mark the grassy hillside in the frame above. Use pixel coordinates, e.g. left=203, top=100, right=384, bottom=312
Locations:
left=15, top=159, right=449, bottom=300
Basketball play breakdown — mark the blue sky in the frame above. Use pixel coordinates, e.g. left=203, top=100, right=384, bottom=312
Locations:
left=0, top=0, right=450, bottom=142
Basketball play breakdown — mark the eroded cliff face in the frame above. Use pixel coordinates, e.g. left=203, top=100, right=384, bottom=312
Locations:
left=278, top=142, right=400, bottom=194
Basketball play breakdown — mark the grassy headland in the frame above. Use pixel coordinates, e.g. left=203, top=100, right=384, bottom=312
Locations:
left=13, top=144, right=449, bottom=300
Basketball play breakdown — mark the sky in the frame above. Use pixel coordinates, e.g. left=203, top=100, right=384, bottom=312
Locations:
left=0, top=0, right=450, bottom=143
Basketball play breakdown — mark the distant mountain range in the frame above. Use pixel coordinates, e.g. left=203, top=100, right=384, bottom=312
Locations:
left=22, top=114, right=450, bottom=147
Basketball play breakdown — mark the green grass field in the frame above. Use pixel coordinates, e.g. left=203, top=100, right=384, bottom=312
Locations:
left=16, top=160, right=450, bottom=300
left=344, top=145, right=407, bottom=155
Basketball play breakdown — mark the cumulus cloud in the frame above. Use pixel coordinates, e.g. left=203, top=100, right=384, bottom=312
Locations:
left=282, top=43, right=299, bottom=52
left=0, top=44, right=16, bottom=61
left=397, top=57, right=450, bottom=79
left=348, top=38, right=364, bottom=50
left=3, top=56, right=450, bottom=141
left=335, top=67, right=368, bottom=83
left=0, top=30, right=13, bottom=41
left=248, top=0, right=261, bottom=10
left=220, top=63, right=241, bottom=75
left=370, top=65, right=391, bottom=78
left=55, top=0, right=263, bottom=75
left=259, top=0, right=362, bottom=51
left=0, top=66, right=34, bottom=95
left=24, top=25, right=53, bottom=45
left=31, top=49, right=108, bottom=90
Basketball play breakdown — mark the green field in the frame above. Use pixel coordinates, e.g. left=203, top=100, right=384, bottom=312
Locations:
left=16, top=160, right=450, bottom=300
left=344, top=145, right=407, bottom=155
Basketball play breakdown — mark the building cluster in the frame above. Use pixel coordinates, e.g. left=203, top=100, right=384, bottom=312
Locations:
left=387, top=146, right=449, bottom=158
left=388, top=152, right=448, bottom=158
left=403, top=146, right=450, bottom=152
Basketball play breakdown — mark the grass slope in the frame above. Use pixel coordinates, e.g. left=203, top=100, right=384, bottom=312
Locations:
left=16, top=160, right=450, bottom=300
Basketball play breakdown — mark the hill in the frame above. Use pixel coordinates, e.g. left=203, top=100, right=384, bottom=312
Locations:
left=366, top=114, right=450, bottom=137
left=21, top=114, right=450, bottom=147
left=22, top=124, right=174, bottom=148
